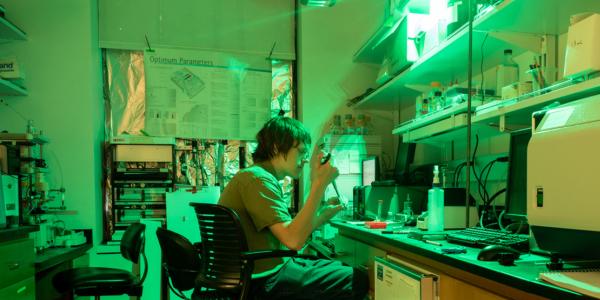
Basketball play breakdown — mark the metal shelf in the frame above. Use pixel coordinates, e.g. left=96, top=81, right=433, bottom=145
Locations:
left=392, top=113, right=497, bottom=144
left=353, top=0, right=600, bottom=110
left=353, top=17, right=399, bottom=64
left=473, top=76, right=600, bottom=128
left=394, top=76, right=600, bottom=143
left=0, top=78, right=27, bottom=96
left=476, top=0, right=600, bottom=35
left=0, top=133, right=49, bottom=144
left=0, top=15, right=27, bottom=95
left=0, top=16, right=26, bottom=42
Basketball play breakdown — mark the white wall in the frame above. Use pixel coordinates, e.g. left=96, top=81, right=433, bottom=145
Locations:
left=0, top=0, right=104, bottom=244
left=297, top=0, right=397, bottom=194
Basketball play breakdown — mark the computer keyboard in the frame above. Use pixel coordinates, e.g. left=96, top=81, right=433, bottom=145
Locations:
left=447, top=227, right=530, bottom=250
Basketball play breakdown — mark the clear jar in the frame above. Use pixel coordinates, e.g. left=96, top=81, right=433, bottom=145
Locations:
left=421, top=98, right=429, bottom=116
left=356, top=114, right=366, bottom=135
left=330, top=115, right=342, bottom=135
left=434, top=91, right=444, bottom=111
left=364, top=115, right=373, bottom=135
left=496, top=49, right=519, bottom=94
left=344, top=114, right=355, bottom=134
left=415, top=95, right=423, bottom=118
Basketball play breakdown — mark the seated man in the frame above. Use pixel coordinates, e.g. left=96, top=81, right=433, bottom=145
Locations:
left=219, top=116, right=369, bottom=300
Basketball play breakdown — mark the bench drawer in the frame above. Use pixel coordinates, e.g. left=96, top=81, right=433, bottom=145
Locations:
left=0, top=238, right=35, bottom=289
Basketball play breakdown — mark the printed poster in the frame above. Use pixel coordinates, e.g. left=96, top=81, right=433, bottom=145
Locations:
left=144, top=48, right=271, bottom=140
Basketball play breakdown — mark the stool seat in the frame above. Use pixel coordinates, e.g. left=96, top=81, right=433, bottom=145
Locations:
left=53, top=267, right=142, bottom=296
left=52, top=222, right=147, bottom=299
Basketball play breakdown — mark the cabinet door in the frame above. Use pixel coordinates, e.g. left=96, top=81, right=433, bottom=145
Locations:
left=374, top=257, right=437, bottom=300
left=439, top=274, right=509, bottom=300
left=334, top=234, right=356, bottom=266
left=0, top=238, right=34, bottom=289
left=0, top=277, right=35, bottom=300
left=355, top=240, right=386, bottom=292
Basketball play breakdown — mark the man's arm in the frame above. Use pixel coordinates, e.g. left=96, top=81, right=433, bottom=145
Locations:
left=269, top=151, right=339, bottom=250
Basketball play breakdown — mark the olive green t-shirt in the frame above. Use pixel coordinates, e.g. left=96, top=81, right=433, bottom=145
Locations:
left=218, top=163, right=292, bottom=277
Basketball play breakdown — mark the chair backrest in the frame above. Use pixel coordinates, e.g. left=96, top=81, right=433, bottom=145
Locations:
left=189, top=203, right=250, bottom=293
left=120, top=222, right=146, bottom=264
left=156, top=227, right=202, bottom=293
left=120, top=222, right=148, bottom=284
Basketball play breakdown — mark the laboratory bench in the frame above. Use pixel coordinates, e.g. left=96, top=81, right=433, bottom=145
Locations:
left=0, top=226, right=38, bottom=299
left=0, top=226, right=92, bottom=300
left=0, top=225, right=39, bottom=242
left=34, top=229, right=92, bottom=300
left=327, top=221, right=589, bottom=300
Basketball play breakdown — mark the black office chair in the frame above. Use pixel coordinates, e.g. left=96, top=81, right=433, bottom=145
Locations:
left=156, top=227, right=204, bottom=299
left=53, top=222, right=147, bottom=300
left=189, top=203, right=298, bottom=300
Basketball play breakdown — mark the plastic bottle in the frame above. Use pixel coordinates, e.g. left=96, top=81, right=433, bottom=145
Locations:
left=427, top=165, right=445, bottom=232
left=415, top=95, right=423, bottom=118
left=403, top=194, right=413, bottom=217
left=496, top=49, right=520, bottom=95
left=422, top=98, right=430, bottom=116
left=26, top=120, right=36, bottom=135
left=377, top=199, right=384, bottom=221
left=428, top=82, right=442, bottom=113
left=390, top=188, right=399, bottom=218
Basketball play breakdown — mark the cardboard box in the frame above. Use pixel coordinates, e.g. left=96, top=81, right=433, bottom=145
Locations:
left=0, top=56, right=21, bottom=79
left=564, top=13, right=600, bottom=78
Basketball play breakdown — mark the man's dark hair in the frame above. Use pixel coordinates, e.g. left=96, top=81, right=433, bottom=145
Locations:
left=252, top=116, right=312, bottom=162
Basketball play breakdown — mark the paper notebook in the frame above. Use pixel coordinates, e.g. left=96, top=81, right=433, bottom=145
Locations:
left=539, top=269, right=600, bottom=299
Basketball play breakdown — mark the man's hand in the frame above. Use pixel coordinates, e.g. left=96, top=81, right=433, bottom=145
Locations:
left=317, top=196, right=344, bottom=221
left=309, top=145, right=339, bottom=189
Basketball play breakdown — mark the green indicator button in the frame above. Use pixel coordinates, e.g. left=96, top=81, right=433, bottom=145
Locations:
left=536, top=187, right=544, bottom=207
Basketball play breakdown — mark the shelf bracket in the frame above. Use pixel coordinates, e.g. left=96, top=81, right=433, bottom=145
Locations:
left=488, top=31, right=544, bottom=53
left=499, top=115, right=506, bottom=132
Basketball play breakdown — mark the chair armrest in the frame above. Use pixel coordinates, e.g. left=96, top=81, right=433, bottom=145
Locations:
left=163, top=263, right=200, bottom=276
left=193, top=242, right=203, bottom=253
left=241, top=249, right=297, bottom=261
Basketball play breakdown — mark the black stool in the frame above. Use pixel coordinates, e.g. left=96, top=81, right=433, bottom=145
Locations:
left=53, top=223, right=147, bottom=299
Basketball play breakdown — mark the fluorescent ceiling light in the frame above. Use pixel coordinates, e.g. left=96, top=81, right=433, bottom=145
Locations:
left=300, top=0, right=336, bottom=7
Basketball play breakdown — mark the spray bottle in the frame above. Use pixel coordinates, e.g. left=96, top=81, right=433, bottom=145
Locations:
left=427, top=165, right=445, bottom=232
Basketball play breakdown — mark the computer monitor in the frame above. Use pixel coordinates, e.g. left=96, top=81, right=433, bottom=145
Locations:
left=504, top=129, right=532, bottom=221
left=361, top=156, right=379, bottom=186
left=394, top=137, right=416, bottom=185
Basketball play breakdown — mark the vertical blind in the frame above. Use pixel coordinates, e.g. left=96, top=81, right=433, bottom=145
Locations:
left=99, top=0, right=296, bottom=60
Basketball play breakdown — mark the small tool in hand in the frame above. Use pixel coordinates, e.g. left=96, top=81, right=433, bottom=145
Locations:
left=321, top=153, right=346, bottom=207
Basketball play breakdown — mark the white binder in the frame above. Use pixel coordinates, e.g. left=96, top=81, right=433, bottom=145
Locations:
left=374, top=256, right=438, bottom=300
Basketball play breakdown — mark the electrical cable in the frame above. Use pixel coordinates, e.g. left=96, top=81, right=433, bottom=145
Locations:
left=498, top=209, right=506, bottom=231
left=483, top=157, right=509, bottom=224
left=487, top=188, right=506, bottom=206
left=470, top=135, right=488, bottom=203
left=484, top=222, right=498, bottom=228
left=453, top=161, right=467, bottom=187
left=0, top=98, right=29, bottom=122
left=47, top=147, right=65, bottom=189
left=482, top=160, right=496, bottom=196
left=479, top=159, right=496, bottom=203
left=479, top=209, right=485, bottom=228
left=491, top=187, right=500, bottom=222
